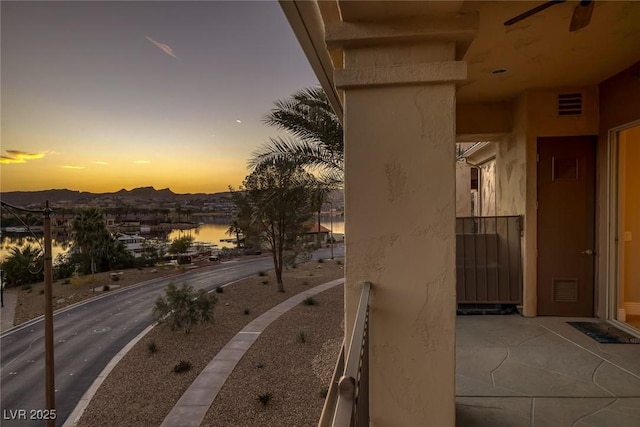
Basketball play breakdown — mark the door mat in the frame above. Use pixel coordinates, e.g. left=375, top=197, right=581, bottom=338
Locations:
left=567, top=322, right=640, bottom=344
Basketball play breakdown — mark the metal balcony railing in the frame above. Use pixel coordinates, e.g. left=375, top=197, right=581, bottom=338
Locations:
left=456, top=215, right=523, bottom=305
left=318, top=282, right=371, bottom=427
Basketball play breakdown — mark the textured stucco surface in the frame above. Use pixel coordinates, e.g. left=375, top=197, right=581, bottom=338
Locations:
left=455, top=160, right=471, bottom=216
left=344, top=82, right=457, bottom=426
left=479, top=158, right=496, bottom=216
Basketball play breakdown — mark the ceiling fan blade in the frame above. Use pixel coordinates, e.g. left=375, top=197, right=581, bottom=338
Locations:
left=569, top=0, right=594, bottom=32
left=504, top=0, right=566, bottom=26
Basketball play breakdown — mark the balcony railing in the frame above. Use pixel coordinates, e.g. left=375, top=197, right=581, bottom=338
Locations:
left=456, top=215, right=523, bottom=305
left=318, top=282, right=371, bottom=427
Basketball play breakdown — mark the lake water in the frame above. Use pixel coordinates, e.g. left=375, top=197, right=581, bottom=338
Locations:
left=0, top=216, right=345, bottom=262
left=168, top=215, right=344, bottom=248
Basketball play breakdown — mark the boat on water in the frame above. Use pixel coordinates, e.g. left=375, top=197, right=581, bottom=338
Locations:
left=4, top=226, right=29, bottom=233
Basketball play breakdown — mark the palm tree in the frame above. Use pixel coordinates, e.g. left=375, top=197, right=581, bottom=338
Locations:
left=1, top=244, right=44, bottom=286
left=72, top=208, right=110, bottom=275
left=249, top=87, right=344, bottom=186
left=226, top=219, right=242, bottom=249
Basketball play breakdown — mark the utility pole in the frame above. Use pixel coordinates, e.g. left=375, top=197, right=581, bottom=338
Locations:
left=43, top=201, right=56, bottom=426
left=0, top=200, right=55, bottom=425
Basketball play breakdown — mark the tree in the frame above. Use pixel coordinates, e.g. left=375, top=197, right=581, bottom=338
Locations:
left=226, top=219, right=242, bottom=249
left=232, top=162, right=316, bottom=292
left=311, top=185, right=329, bottom=247
left=152, top=282, right=217, bottom=334
left=1, top=244, right=43, bottom=286
left=169, top=235, right=194, bottom=254
left=249, top=87, right=344, bottom=186
left=72, top=208, right=111, bottom=274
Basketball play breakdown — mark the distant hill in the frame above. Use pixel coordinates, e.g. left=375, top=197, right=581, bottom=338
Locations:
left=0, top=189, right=90, bottom=206
left=0, top=186, right=214, bottom=207
left=0, top=186, right=344, bottom=210
left=108, top=187, right=180, bottom=199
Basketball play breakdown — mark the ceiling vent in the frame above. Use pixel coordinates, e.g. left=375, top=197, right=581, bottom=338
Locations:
left=557, top=92, right=583, bottom=116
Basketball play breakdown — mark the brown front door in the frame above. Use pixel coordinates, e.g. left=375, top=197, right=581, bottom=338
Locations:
left=537, top=136, right=596, bottom=316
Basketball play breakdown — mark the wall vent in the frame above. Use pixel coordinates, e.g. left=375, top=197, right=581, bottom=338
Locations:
left=553, top=279, right=578, bottom=302
left=557, top=93, right=583, bottom=116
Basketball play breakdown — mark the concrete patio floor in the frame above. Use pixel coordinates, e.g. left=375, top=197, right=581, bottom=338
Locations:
left=456, top=315, right=640, bottom=426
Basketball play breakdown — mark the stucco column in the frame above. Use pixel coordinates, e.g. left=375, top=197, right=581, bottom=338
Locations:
left=336, top=41, right=466, bottom=425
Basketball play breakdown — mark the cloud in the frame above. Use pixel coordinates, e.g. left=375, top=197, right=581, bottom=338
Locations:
left=0, top=150, right=46, bottom=164
left=236, top=120, right=242, bottom=124
left=61, top=165, right=86, bottom=169
left=93, top=161, right=109, bottom=165
left=145, top=36, right=177, bottom=58
left=134, top=160, right=151, bottom=164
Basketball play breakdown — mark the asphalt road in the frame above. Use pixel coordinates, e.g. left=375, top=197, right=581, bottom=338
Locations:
left=0, top=247, right=341, bottom=427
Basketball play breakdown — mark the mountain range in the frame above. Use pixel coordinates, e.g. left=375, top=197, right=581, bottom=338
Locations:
left=0, top=186, right=222, bottom=207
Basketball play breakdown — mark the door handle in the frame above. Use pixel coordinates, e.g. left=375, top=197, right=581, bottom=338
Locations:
left=581, top=249, right=595, bottom=255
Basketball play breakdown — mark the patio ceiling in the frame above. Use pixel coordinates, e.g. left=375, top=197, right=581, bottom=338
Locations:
left=282, top=1, right=640, bottom=107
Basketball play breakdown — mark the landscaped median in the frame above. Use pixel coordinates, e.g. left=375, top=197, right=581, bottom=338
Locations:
left=75, top=259, right=345, bottom=427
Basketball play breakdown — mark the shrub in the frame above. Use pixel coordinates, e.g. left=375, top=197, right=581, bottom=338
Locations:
left=302, top=281, right=309, bottom=286
left=21, top=284, right=32, bottom=291
left=152, top=282, right=218, bottom=334
left=111, top=275, right=120, bottom=282
left=39, top=289, right=45, bottom=295
left=335, top=259, right=343, bottom=265
left=303, top=296, right=317, bottom=306
left=215, top=286, right=224, bottom=293
left=261, top=280, right=269, bottom=285
left=297, top=331, right=307, bottom=343
left=52, top=252, right=74, bottom=278
left=256, top=392, right=273, bottom=406
left=317, top=258, right=324, bottom=263
left=243, top=308, right=250, bottom=315
left=147, top=341, right=158, bottom=354
left=103, top=285, right=110, bottom=292
left=256, top=362, right=264, bottom=369
left=258, top=271, right=267, bottom=277
left=173, top=360, right=192, bottom=374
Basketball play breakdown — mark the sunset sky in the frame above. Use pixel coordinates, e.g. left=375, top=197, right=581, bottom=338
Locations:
left=1, top=1, right=319, bottom=194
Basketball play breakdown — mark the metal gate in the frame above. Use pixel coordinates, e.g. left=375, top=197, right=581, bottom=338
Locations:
left=456, top=216, right=523, bottom=305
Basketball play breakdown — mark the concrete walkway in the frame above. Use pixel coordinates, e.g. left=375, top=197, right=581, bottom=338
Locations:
left=160, top=277, right=345, bottom=427
left=0, top=287, right=18, bottom=333
left=456, top=315, right=640, bottom=426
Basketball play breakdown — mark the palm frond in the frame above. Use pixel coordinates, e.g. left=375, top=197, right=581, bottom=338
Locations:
left=249, top=136, right=343, bottom=173
left=262, top=87, right=343, bottom=152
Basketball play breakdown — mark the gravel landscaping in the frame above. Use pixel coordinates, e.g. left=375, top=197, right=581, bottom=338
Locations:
left=76, top=259, right=344, bottom=427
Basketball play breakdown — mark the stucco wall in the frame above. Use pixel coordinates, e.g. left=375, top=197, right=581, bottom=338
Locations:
left=455, top=160, right=472, bottom=216
left=479, top=159, right=496, bottom=216
left=597, top=61, right=640, bottom=319
left=344, top=83, right=457, bottom=426
left=526, top=87, right=599, bottom=137
left=496, top=135, right=525, bottom=216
